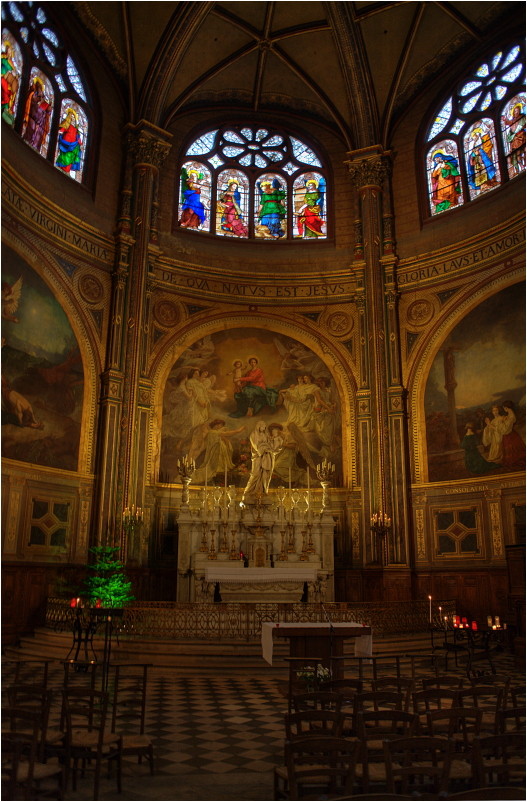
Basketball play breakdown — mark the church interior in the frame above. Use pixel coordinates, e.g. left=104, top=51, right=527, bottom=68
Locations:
left=1, top=1, right=526, bottom=799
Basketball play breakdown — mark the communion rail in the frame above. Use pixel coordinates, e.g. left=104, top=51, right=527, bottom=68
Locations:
left=45, top=598, right=455, bottom=641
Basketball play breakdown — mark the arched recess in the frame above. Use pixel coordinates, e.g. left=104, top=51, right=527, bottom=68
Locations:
left=147, top=312, right=358, bottom=489
left=408, top=270, right=525, bottom=484
left=1, top=230, right=102, bottom=475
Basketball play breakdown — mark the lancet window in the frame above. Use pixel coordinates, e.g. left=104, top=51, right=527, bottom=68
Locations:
left=176, top=125, right=328, bottom=240
left=2, top=2, right=90, bottom=183
left=425, top=41, right=525, bottom=217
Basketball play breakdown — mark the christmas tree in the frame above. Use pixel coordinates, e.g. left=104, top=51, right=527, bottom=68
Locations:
left=84, top=546, right=135, bottom=608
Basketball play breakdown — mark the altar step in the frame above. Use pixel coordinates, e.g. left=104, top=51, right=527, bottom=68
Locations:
left=4, top=626, right=434, bottom=677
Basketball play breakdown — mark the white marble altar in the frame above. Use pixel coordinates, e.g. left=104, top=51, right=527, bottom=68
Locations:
left=175, top=487, right=335, bottom=603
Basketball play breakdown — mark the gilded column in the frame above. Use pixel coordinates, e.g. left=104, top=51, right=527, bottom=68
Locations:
left=93, top=121, right=171, bottom=558
left=346, top=146, right=394, bottom=564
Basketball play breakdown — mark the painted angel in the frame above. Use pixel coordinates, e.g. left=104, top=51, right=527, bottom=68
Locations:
left=2, top=276, right=22, bottom=323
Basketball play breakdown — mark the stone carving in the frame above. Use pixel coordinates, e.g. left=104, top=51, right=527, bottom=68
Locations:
left=79, top=273, right=104, bottom=304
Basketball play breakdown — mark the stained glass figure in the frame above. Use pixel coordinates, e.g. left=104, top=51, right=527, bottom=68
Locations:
left=216, top=170, right=249, bottom=238
left=254, top=174, right=287, bottom=239
left=501, top=93, right=526, bottom=178
left=427, top=141, right=463, bottom=215
left=179, top=161, right=211, bottom=231
left=54, top=99, right=87, bottom=181
left=293, top=173, right=327, bottom=239
left=1, top=29, right=22, bottom=124
left=22, top=68, right=53, bottom=156
left=464, top=119, right=500, bottom=199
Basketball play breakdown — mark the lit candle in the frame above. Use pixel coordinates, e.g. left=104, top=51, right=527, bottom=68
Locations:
left=307, top=467, right=310, bottom=492
left=224, top=468, right=227, bottom=488
left=288, top=468, right=291, bottom=491
left=428, top=595, right=432, bottom=624
left=205, top=467, right=208, bottom=490
left=444, top=616, right=448, bottom=630
left=438, top=606, right=442, bottom=624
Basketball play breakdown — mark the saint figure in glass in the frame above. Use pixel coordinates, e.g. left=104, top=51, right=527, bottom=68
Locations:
left=501, top=95, right=526, bottom=177
left=428, top=145, right=462, bottom=214
left=294, top=174, right=326, bottom=238
left=179, top=164, right=209, bottom=230
left=55, top=105, right=83, bottom=177
left=255, top=176, right=286, bottom=238
left=217, top=173, right=248, bottom=238
left=22, top=70, right=53, bottom=155
left=1, top=33, right=21, bottom=124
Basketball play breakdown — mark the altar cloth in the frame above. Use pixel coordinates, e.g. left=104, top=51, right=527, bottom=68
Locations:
left=261, top=621, right=373, bottom=665
left=203, top=566, right=319, bottom=584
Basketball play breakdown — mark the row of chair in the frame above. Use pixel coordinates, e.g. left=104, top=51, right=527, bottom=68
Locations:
left=274, top=724, right=525, bottom=799
left=1, top=661, right=154, bottom=800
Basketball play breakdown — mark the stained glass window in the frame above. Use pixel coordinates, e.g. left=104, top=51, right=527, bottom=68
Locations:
left=177, top=125, right=328, bottom=240
left=426, top=140, right=464, bottom=215
left=425, top=40, right=525, bottom=217
left=1, top=2, right=91, bottom=183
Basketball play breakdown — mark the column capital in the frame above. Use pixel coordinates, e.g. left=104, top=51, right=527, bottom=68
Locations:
left=125, top=120, right=172, bottom=169
left=345, top=145, right=392, bottom=190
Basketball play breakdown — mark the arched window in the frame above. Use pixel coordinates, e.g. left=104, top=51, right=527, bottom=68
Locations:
left=2, top=2, right=90, bottom=183
left=176, top=125, right=328, bottom=240
left=425, top=41, right=525, bottom=217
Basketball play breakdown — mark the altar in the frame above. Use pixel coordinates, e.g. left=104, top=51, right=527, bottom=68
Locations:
left=193, top=563, right=326, bottom=603
left=174, top=485, right=336, bottom=603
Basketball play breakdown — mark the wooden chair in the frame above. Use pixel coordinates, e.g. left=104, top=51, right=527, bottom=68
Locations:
left=319, top=678, right=363, bottom=734
left=355, top=709, right=419, bottom=792
left=421, top=673, right=464, bottom=690
left=274, top=735, right=360, bottom=800
left=455, top=685, right=504, bottom=733
left=425, top=707, right=483, bottom=786
left=1, top=706, right=65, bottom=800
left=110, top=663, right=154, bottom=775
left=383, top=735, right=453, bottom=797
left=62, top=687, right=122, bottom=801
left=471, top=731, right=526, bottom=788
left=6, top=685, right=63, bottom=762
left=371, top=678, right=415, bottom=711
left=448, top=787, right=527, bottom=799
left=352, top=690, right=405, bottom=720
left=291, top=690, right=342, bottom=713
left=284, top=709, right=345, bottom=740
left=495, top=705, right=526, bottom=734
left=411, top=687, right=458, bottom=729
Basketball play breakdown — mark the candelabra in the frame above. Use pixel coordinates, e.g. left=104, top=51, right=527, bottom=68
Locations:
left=370, top=510, right=392, bottom=566
left=122, top=504, right=143, bottom=535
left=316, top=459, right=335, bottom=509
left=177, top=455, right=195, bottom=504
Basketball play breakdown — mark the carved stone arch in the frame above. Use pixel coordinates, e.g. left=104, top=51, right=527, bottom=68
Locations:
left=147, top=312, right=358, bottom=487
left=325, top=2, right=379, bottom=148
left=408, top=270, right=524, bottom=483
left=2, top=227, right=101, bottom=474
left=138, top=3, right=215, bottom=124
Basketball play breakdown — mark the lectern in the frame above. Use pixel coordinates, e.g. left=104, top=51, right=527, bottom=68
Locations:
left=262, top=621, right=372, bottom=672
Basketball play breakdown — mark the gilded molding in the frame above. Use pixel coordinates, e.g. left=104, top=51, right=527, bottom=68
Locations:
left=488, top=502, right=504, bottom=558
left=415, top=508, right=426, bottom=560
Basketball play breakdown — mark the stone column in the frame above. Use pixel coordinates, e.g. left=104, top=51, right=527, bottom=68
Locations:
left=92, top=121, right=171, bottom=561
left=346, top=145, right=409, bottom=566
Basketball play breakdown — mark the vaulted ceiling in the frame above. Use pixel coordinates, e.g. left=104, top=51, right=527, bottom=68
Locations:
left=74, top=1, right=517, bottom=149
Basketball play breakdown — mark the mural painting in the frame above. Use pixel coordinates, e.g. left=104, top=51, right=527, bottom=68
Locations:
left=425, top=282, right=525, bottom=482
left=1, top=246, right=84, bottom=470
left=160, top=328, right=342, bottom=489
